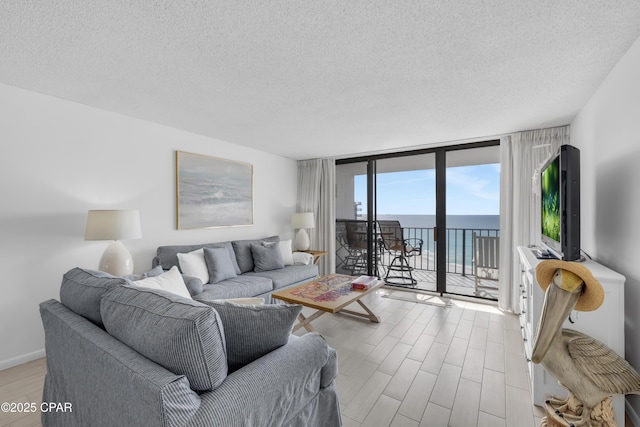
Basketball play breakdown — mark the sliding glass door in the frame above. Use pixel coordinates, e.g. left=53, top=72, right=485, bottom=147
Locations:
left=444, top=146, right=501, bottom=299
left=375, top=154, right=436, bottom=289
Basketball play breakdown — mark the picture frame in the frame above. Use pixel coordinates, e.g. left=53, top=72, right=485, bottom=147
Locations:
left=176, top=151, right=254, bottom=229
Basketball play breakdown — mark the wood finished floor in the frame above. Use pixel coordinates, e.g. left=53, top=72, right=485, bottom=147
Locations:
left=0, top=357, right=45, bottom=427
left=1, top=289, right=634, bottom=426
left=294, top=289, right=546, bottom=427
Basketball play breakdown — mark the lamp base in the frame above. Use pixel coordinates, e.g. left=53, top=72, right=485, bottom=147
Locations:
left=99, top=240, right=134, bottom=276
left=295, top=229, right=310, bottom=251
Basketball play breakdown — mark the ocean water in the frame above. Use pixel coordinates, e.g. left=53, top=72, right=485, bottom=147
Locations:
left=373, top=214, right=499, bottom=230
left=362, top=214, right=500, bottom=269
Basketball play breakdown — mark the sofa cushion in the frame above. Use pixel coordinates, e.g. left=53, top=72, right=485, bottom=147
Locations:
left=155, top=241, right=241, bottom=275
left=194, top=276, right=273, bottom=301
left=231, top=236, right=279, bottom=274
left=132, top=266, right=192, bottom=300
left=204, top=247, right=238, bottom=283
left=59, top=267, right=128, bottom=327
left=177, top=248, right=209, bottom=284
left=100, top=285, right=227, bottom=392
left=202, top=300, right=302, bottom=371
left=245, top=265, right=318, bottom=289
left=250, top=243, right=284, bottom=272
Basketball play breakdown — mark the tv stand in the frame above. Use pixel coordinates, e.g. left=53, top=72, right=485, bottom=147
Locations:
left=516, top=246, right=626, bottom=423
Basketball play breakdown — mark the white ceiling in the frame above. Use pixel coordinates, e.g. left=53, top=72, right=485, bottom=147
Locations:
left=2, top=1, right=640, bottom=160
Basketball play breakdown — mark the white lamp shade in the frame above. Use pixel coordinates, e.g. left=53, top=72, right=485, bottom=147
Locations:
left=291, top=212, right=315, bottom=229
left=85, top=210, right=142, bottom=241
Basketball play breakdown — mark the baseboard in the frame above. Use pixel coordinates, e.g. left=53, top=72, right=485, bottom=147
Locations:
left=627, top=399, right=640, bottom=427
left=0, top=348, right=46, bottom=371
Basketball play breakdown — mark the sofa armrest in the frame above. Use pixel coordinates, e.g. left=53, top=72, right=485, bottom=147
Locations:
left=321, top=345, right=338, bottom=388
left=181, top=274, right=204, bottom=296
left=292, top=251, right=314, bottom=265
left=40, top=299, right=201, bottom=427
left=187, top=333, right=339, bottom=427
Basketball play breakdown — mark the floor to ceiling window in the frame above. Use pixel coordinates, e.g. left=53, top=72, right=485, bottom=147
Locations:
left=444, top=145, right=500, bottom=299
left=335, top=141, right=500, bottom=301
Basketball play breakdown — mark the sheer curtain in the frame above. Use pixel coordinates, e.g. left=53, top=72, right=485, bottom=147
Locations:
left=297, top=159, right=336, bottom=276
left=498, top=126, right=569, bottom=313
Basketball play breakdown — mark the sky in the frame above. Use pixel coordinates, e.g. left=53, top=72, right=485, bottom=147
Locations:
left=354, top=164, right=500, bottom=215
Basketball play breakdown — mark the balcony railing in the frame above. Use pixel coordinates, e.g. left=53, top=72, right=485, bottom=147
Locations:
left=396, top=227, right=500, bottom=276
left=336, top=220, right=500, bottom=278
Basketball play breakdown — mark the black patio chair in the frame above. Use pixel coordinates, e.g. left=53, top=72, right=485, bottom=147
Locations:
left=335, top=220, right=351, bottom=274
left=343, top=219, right=369, bottom=275
left=377, top=220, right=423, bottom=287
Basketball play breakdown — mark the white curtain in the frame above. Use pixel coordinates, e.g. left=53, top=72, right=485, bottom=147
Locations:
left=297, top=159, right=336, bottom=276
left=498, top=126, right=569, bottom=312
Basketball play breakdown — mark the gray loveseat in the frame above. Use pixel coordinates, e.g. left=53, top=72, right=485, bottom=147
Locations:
left=152, top=236, right=319, bottom=303
left=40, top=268, right=341, bottom=427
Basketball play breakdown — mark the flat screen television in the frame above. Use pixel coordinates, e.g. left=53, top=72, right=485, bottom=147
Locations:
left=540, top=144, right=581, bottom=261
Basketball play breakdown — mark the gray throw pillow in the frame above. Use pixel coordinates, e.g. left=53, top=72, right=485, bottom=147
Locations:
left=100, top=285, right=228, bottom=391
left=204, top=247, right=238, bottom=283
left=231, top=236, right=279, bottom=273
left=155, top=242, right=241, bottom=275
left=203, top=300, right=302, bottom=372
left=250, top=243, right=284, bottom=272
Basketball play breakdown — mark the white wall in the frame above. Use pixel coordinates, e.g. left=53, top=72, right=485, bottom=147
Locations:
left=0, top=83, right=298, bottom=369
left=571, top=34, right=640, bottom=424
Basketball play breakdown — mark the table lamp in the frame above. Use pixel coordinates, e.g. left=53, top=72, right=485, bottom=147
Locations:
left=85, top=210, right=142, bottom=276
left=291, top=212, right=315, bottom=251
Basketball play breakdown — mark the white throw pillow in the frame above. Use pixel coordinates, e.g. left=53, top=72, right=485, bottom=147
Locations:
left=278, top=239, right=294, bottom=266
left=134, top=266, right=192, bottom=300
left=177, top=248, right=209, bottom=284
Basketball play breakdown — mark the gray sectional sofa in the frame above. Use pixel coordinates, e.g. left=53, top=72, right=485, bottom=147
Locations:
left=40, top=267, right=341, bottom=427
left=152, top=236, right=319, bottom=303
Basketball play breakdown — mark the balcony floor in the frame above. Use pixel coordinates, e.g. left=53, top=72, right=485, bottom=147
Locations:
left=338, top=265, right=499, bottom=301
left=392, top=268, right=499, bottom=301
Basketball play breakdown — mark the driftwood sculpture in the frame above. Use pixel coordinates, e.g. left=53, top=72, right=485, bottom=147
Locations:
left=532, top=260, right=640, bottom=427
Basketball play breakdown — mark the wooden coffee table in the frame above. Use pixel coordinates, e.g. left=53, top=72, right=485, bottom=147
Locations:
left=272, top=274, right=384, bottom=332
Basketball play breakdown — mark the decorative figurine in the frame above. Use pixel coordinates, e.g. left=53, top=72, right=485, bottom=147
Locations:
left=532, top=260, right=640, bottom=427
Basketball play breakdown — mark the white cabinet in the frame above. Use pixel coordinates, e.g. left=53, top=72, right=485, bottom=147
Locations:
left=516, top=246, right=626, bottom=423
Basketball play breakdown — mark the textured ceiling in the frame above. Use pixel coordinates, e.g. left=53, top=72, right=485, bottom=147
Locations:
left=2, top=1, right=640, bottom=160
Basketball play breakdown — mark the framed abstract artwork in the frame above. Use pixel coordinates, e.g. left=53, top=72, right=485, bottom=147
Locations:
left=176, top=151, right=254, bottom=229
